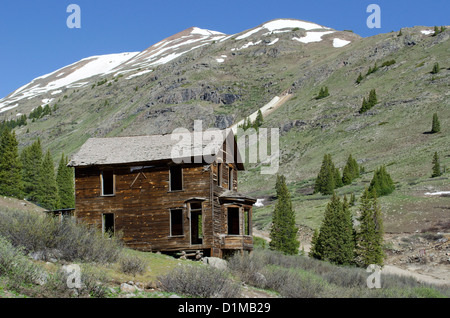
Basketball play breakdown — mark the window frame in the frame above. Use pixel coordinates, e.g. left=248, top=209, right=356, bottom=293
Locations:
left=169, top=208, right=184, bottom=237
left=169, top=165, right=184, bottom=192
left=100, top=170, right=115, bottom=196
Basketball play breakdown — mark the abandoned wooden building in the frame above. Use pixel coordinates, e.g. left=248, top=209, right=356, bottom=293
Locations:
left=68, top=129, right=256, bottom=258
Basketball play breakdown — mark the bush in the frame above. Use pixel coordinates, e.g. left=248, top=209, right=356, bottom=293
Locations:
left=158, top=265, right=240, bottom=298
left=0, top=208, right=122, bottom=263
left=119, top=254, right=147, bottom=276
left=0, top=236, right=47, bottom=287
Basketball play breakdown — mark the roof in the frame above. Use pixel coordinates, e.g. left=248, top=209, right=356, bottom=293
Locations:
left=68, top=129, right=244, bottom=169
left=219, top=190, right=257, bottom=204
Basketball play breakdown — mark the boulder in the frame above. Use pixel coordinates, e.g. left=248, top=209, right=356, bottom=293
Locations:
left=202, top=257, right=227, bottom=270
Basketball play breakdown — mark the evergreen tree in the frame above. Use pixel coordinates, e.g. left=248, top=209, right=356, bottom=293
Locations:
left=368, top=89, right=378, bottom=107
left=315, top=87, right=330, bottom=100
left=356, top=73, right=364, bottom=84
left=253, top=109, right=264, bottom=130
left=37, top=150, right=60, bottom=210
left=432, top=152, right=442, bottom=178
left=433, top=26, right=440, bottom=36
left=56, top=153, right=75, bottom=209
left=0, top=129, right=23, bottom=198
left=359, top=97, right=369, bottom=114
left=334, top=166, right=343, bottom=188
left=357, top=187, right=385, bottom=267
left=269, top=174, right=300, bottom=255
left=342, top=154, right=359, bottom=185
left=431, top=62, right=440, bottom=74
left=20, top=139, right=43, bottom=202
left=310, top=193, right=355, bottom=265
left=397, top=29, right=402, bottom=36
left=431, top=113, right=441, bottom=133
left=368, top=165, right=395, bottom=197
left=308, top=228, right=321, bottom=259
left=314, top=154, right=335, bottom=195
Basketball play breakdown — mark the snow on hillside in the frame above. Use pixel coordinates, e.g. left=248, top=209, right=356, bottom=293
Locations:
left=236, top=19, right=331, bottom=40
left=0, top=52, right=139, bottom=111
left=292, top=31, right=335, bottom=43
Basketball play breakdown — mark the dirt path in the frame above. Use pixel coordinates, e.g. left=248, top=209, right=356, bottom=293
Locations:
left=382, top=265, right=450, bottom=286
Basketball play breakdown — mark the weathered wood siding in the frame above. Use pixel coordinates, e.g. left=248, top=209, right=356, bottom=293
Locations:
left=74, top=163, right=212, bottom=252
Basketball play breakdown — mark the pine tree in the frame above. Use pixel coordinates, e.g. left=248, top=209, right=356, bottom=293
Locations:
left=431, top=62, right=440, bottom=74
left=37, top=150, right=60, bottom=210
left=357, top=187, right=385, bottom=267
left=433, top=26, right=440, bottom=36
left=368, top=165, right=395, bottom=197
left=314, top=154, right=335, bottom=195
left=20, top=139, right=43, bottom=202
left=356, top=73, right=364, bottom=84
left=431, top=113, right=441, bottom=133
left=308, top=228, right=321, bottom=259
left=334, top=166, right=343, bottom=188
left=398, top=29, right=402, bottom=36
left=0, top=129, right=23, bottom=198
left=310, top=193, right=355, bottom=265
left=342, top=154, right=359, bottom=185
left=269, top=174, right=300, bottom=255
left=253, top=109, right=264, bottom=130
left=359, top=97, right=369, bottom=114
left=432, top=152, right=442, bottom=178
left=56, top=153, right=75, bottom=209
left=368, top=89, right=378, bottom=107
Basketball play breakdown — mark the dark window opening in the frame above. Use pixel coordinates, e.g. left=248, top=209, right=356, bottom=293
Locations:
left=103, top=213, right=114, bottom=236
left=190, top=202, right=203, bottom=245
left=217, top=162, right=222, bottom=187
left=244, top=208, right=251, bottom=236
left=227, top=207, right=240, bottom=235
left=170, top=166, right=183, bottom=191
left=101, top=170, right=114, bottom=196
left=228, top=167, right=233, bottom=190
left=170, top=209, right=183, bottom=236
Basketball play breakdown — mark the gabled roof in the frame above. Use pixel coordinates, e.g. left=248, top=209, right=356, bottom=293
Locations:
left=68, top=129, right=244, bottom=169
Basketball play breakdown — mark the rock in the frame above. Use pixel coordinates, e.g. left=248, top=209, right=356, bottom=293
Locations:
left=202, top=257, right=227, bottom=270
left=169, top=294, right=181, bottom=298
left=120, top=283, right=137, bottom=293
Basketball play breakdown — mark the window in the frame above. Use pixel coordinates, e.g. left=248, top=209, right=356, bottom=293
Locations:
left=101, top=170, right=115, bottom=196
left=102, top=213, right=114, bottom=236
left=228, top=166, right=233, bottom=190
left=227, top=207, right=240, bottom=235
left=217, top=162, right=222, bottom=187
left=169, top=166, right=183, bottom=191
left=170, top=209, right=183, bottom=236
left=244, top=207, right=251, bottom=236
left=190, top=202, right=203, bottom=245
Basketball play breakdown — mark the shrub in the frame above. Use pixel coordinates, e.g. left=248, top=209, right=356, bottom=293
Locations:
left=0, top=236, right=47, bottom=287
left=158, top=265, right=240, bottom=298
left=0, top=208, right=122, bottom=263
left=119, top=254, right=147, bottom=276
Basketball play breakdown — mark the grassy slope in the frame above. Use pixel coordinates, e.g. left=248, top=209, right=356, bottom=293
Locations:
left=239, top=29, right=450, bottom=234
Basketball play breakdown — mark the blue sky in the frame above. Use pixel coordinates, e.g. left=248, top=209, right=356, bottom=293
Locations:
left=0, top=0, right=448, bottom=99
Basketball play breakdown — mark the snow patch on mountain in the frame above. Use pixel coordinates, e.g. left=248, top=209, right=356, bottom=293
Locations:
left=292, top=31, right=335, bottom=43
left=333, top=38, right=351, bottom=47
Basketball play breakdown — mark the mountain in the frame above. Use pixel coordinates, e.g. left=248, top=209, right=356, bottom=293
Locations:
left=0, top=19, right=449, bottom=238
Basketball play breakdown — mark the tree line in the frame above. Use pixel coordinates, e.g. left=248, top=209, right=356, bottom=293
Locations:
left=0, top=128, right=74, bottom=210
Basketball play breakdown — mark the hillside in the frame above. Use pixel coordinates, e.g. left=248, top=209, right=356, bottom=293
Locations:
left=0, top=19, right=449, bottom=283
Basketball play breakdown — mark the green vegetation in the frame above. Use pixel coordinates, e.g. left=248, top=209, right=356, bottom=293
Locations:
left=431, top=113, right=441, bottom=133
left=356, top=188, right=385, bottom=267
left=368, top=165, right=395, bottom=197
left=431, top=62, right=440, bottom=74
left=269, top=175, right=300, bottom=255
left=359, top=89, right=378, bottom=114
left=315, top=86, right=330, bottom=100
left=309, top=193, right=355, bottom=265
left=431, top=152, right=442, bottom=178
left=0, top=129, right=23, bottom=198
